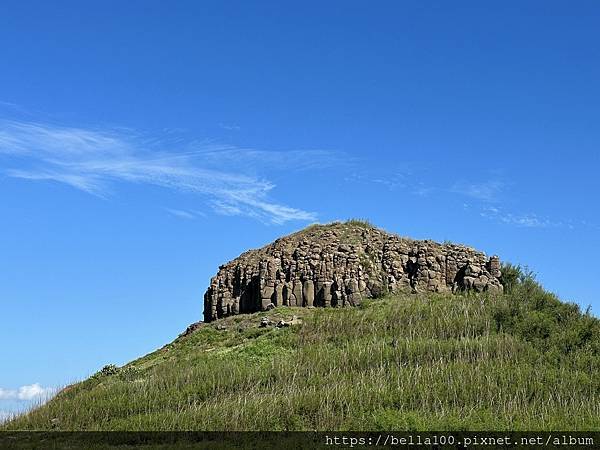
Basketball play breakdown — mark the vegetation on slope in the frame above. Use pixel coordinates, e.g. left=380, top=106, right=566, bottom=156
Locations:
left=3, top=268, right=599, bottom=431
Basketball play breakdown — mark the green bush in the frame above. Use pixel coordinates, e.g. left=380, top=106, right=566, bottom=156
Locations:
left=93, top=364, right=120, bottom=378
left=500, top=263, right=536, bottom=294
left=346, top=218, right=374, bottom=228
left=118, top=366, right=141, bottom=381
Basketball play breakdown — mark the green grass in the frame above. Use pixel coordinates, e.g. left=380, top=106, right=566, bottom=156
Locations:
left=345, top=218, right=374, bottom=228
left=3, top=272, right=599, bottom=431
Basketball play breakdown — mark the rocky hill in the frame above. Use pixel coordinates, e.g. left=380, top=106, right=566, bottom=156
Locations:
left=3, top=220, right=598, bottom=433
left=204, top=220, right=503, bottom=321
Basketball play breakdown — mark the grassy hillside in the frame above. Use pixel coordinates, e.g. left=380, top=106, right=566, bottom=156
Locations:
left=3, top=268, right=599, bottom=431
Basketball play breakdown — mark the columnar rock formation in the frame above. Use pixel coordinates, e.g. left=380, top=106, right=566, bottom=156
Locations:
left=203, top=222, right=503, bottom=322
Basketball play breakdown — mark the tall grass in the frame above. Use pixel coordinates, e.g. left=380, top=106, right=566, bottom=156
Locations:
left=3, top=272, right=599, bottom=431
left=345, top=218, right=374, bottom=229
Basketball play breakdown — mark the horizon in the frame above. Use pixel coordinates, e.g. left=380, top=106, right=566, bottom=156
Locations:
left=1, top=1, right=599, bottom=420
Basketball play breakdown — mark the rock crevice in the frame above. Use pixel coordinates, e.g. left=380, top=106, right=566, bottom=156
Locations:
left=203, top=222, right=503, bottom=322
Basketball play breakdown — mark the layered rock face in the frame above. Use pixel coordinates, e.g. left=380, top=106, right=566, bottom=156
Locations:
left=203, top=222, right=503, bottom=322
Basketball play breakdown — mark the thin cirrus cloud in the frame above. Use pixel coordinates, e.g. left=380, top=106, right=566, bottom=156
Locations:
left=452, top=180, right=562, bottom=228
left=0, top=119, right=338, bottom=224
left=164, top=208, right=200, bottom=220
left=451, top=180, right=506, bottom=202
left=218, top=123, right=241, bottom=131
left=479, top=206, right=565, bottom=229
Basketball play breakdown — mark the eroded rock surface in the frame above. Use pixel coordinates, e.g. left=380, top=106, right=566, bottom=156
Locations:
left=203, top=222, right=503, bottom=322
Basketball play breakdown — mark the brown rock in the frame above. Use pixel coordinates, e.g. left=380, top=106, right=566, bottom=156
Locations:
left=202, top=222, right=504, bottom=321
left=303, top=280, right=315, bottom=307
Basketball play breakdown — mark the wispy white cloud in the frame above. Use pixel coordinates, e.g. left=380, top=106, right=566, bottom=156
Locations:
left=211, top=200, right=244, bottom=217
left=0, top=100, right=20, bottom=108
left=218, top=123, right=241, bottom=131
left=412, top=183, right=434, bottom=197
left=451, top=180, right=506, bottom=202
left=456, top=177, right=565, bottom=228
left=346, top=164, right=415, bottom=192
left=195, top=146, right=348, bottom=172
left=369, top=177, right=407, bottom=190
left=480, top=206, right=565, bottom=228
left=0, top=383, right=55, bottom=401
left=6, top=169, right=108, bottom=196
left=0, top=119, right=332, bottom=224
left=164, top=208, right=202, bottom=220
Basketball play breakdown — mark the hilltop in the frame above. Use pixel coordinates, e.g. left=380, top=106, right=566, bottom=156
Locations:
left=204, top=220, right=502, bottom=322
left=2, top=222, right=599, bottom=431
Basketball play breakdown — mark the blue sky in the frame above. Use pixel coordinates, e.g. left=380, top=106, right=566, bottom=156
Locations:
left=1, top=1, right=599, bottom=419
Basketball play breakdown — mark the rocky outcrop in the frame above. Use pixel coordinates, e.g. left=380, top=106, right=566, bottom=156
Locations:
left=203, top=221, right=503, bottom=322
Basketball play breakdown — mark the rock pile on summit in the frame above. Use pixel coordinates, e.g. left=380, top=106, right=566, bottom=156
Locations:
left=203, top=221, right=503, bottom=322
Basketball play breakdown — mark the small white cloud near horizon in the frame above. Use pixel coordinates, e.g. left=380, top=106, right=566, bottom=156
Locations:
left=0, top=388, right=13, bottom=400
left=0, top=383, right=55, bottom=401
left=0, top=119, right=328, bottom=224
